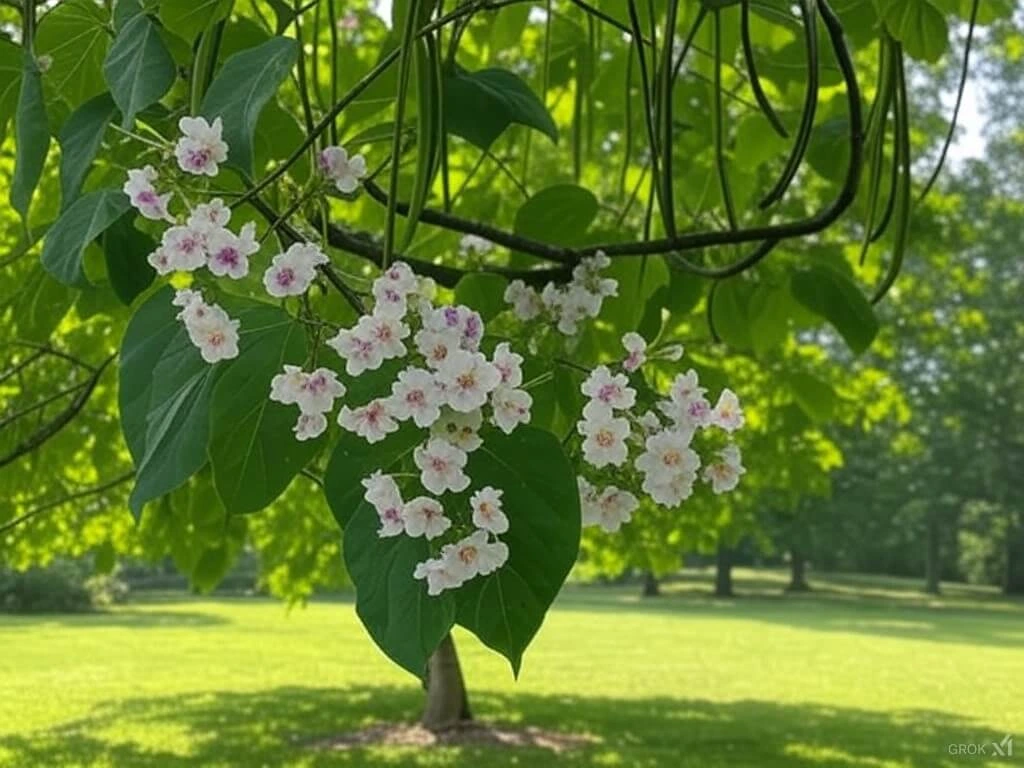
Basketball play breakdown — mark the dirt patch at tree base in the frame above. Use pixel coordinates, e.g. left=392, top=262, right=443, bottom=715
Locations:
left=309, top=720, right=598, bottom=753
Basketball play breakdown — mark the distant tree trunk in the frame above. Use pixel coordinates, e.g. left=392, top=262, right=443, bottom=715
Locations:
left=786, top=548, right=811, bottom=592
left=421, top=633, right=471, bottom=731
left=1004, top=527, right=1024, bottom=595
left=642, top=570, right=661, bottom=597
left=714, top=544, right=734, bottom=597
left=924, top=508, right=942, bottom=595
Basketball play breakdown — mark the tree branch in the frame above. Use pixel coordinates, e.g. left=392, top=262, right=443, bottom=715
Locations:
left=0, top=471, right=135, bottom=536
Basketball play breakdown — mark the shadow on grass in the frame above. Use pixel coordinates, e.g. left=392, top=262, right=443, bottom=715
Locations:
left=0, top=608, right=229, bottom=629
left=0, top=685, right=1011, bottom=768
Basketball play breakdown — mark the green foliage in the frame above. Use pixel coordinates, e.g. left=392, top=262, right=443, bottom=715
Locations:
left=41, top=190, right=130, bottom=286
left=513, top=184, right=598, bottom=246
left=10, top=52, right=48, bottom=222
left=159, top=0, right=234, bottom=43
left=790, top=266, right=879, bottom=354
left=444, top=67, right=558, bottom=150
left=58, top=93, right=118, bottom=209
left=199, top=36, right=299, bottom=176
left=103, top=12, right=177, bottom=128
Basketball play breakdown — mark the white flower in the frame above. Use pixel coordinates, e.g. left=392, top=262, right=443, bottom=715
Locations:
left=338, top=399, right=398, bottom=443
left=491, top=342, right=523, bottom=387
left=635, top=429, right=699, bottom=486
left=581, top=365, right=636, bottom=411
left=459, top=234, right=493, bottom=256
left=147, top=247, right=173, bottom=274
left=431, top=408, right=483, bottom=452
left=402, top=496, right=451, bottom=540
left=579, top=411, right=630, bottom=468
left=318, top=145, right=367, bottom=193
left=414, top=328, right=460, bottom=369
left=443, top=529, right=508, bottom=579
left=490, top=386, right=532, bottom=434
left=161, top=225, right=206, bottom=271
left=327, top=327, right=384, bottom=377
left=704, top=444, right=746, bottom=493
left=269, top=364, right=308, bottom=406
left=263, top=242, right=327, bottom=297
left=414, top=438, right=470, bottom=494
left=578, top=476, right=600, bottom=523
left=293, top=412, right=327, bottom=441
left=175, top=116, right=229, bottom=176
left=362, top=473, right=405, bottom=537
left=123, top=166, right=173, bottom=222
left=621, top=332, right=647, bottom=373
left=388, top=367, right=443, bottom=428
left=504, top=280, right=543, bottom=320
left=187, top=198, right=231, bottom=233
left=470, top=486, right=508, bottom=534
left=372, top=279, right=408, bottom=318
left=590, top=485, right=638, bottom=533
left=425, top=306, right=483, bottom=351
left=711, top=388, right=745, bottom=433
left=643, top=471, right=696, bottom=507
left=379, top=261, right=419, bottom=295
left=300, top=367, right=346, bottom=414
left=659, top=343, right=685, bottom=361
left=184, top=303, right=240, bottom=363
left=659, top=369, right=711, bottom=428
left=437, top=349, right=501, bottom=413
left=206, top=222, right=258, bottom=279
left=637, top=410, right=662, bottom=435
left=356, top=312, right=409, bottom=360
left=414, top=557, right=464, bottom=596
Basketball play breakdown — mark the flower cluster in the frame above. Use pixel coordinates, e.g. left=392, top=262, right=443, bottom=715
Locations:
left=504, top=251, right=618, bottom=335
left=575, top=334, right=747, bottom=531
left=124, top=122, right=369, bottom=364
left=171, top=289, right=239, bottom=363
left=266, top=261, right=535, bottom=594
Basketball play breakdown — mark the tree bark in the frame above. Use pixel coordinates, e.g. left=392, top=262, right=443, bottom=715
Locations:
left=924, top=507, right=942, bottom=595
left=421, top=633, right=472, bottom=732
left=714, top=544, right=734, bottom=597
left=786, top=548, right=811, bottom=592
left=1004, top=527, right=1024, bottom=595
left=641, top=570, right=661, bottom=597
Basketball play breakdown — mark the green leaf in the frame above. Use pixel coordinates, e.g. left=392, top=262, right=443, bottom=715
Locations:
left=101, top=213, right=156, bottom=305
left=879, top=0, right=949, bottom=63
left=748, top=283, right=792, bottom=357
left=104, top=12, right=177, bottom=128
left=455, top=427, right=581, bottom=675
left=453, top=273, right=508, bottom=322
left=58, top=92, right=118, bottom=209
left=788, top=372, right=837, bottom=423
left=42, top=189, right=130, bottom=287
left=120, top=289, right=220, bottom=516
left=513, top=184, right=598, bottom=246
left=113, top=0, right=145, bottom=30
left=10, top=51, right=50, bottom=223
left=208, top=310, right=319, bottom=514
left=324, top=425, right=456, bottom=678
left=790, top=266, right=880, bottom=355
left=444, top=67, right=557, bottom=151
left=710, top=279, right=754, bottom=350
left=200, top=36, right=299, bottom=176
left=159, top=0, right=233, bottom=42
left=0, top=39, right=21, bottom=142
left=34, top=0, right=109, bottom=112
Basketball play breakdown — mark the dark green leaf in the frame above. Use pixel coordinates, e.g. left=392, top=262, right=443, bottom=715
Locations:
left=0, top=39, right=21, bottom=142
left=788, top=372, right=838, bottom=423
left=113, top=0, right=145, bottom=30
left=10, top=51, right=49, bottom=223
left=34, top=0, right=109, bottom=112
left=879, top=0, right=949, bottom=63
left=324, top=425, right=456, bottom=678
left=710, top=279, right=754, bottom=350
left=159, top=0, right=233, bottom=42
left=58, top=92, right=118, bottom=209
left=200, top=36, right=299, bottom=176
left=12, top=264, right=75, bottom=343
left=101, top=213, right=156, bottom=304
left=513, top=184, right=597, bottom=246
left=103, top=12, right=177, bottom=127
left=790, top=266, right=880, bottom=354
left=42, top=189, right=130, bottom=287
left=455, top=427, right=581, bottom=675
left=444, top=67, right=557, bottom=151
left=453, top=273, right=508, bottom=322
left=208, top=310, right=319, bottom=514
left=749, top=283, right=792, bottom=357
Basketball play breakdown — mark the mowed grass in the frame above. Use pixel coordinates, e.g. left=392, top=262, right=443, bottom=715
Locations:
left=1, top=569, right=1022, bottom=768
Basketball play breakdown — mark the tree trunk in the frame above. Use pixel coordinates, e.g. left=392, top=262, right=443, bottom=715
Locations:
left=421, top=633, right=472, bottom=731
left=1004, top=527, right=1024, bottom=596
left=641, top=570, right=661, bottom=597
left=924, top=507, right=942, bottom=595
left=786, top=548, right=811, bottom=592
left=714, top=544, right=734, bottom=597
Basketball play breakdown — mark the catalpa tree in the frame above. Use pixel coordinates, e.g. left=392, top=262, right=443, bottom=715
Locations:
left=1, top=0, right=1002, bottom=731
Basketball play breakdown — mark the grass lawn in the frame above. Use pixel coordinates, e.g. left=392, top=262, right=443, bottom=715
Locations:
left=1, top=569, right=1022, bottom=767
